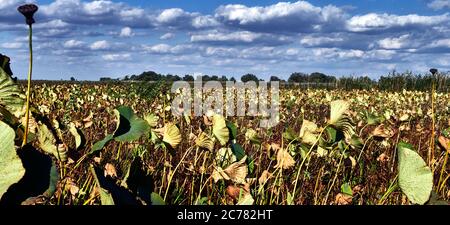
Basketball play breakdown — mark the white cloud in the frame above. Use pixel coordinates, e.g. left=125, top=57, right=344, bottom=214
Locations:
left=364, top=49, right=396, bottom=60
left=90, top=40, right=110, bottom=50
left=377, top=34, right=410, bottom=49
left=191, top=31, right=261, bottom=43
left=428, top=39, right=450, bottom=48
left=119, top=8, right=145, bottom=17
left=428, top=0, right=450, bottom=10
left=102, top=53, right=131, bottom=61
left=143, top=44, right=196, bottom=55
left=192, top=15, right=220, bottom=28
left=143, top=44, right=172, bottom=54
left=215, top=1, right=320, bottom=25
left=63, top=39, right=85, bottom=48
left=153, top=8, right=217, bottom=29
left=160, top=32, right=175, bottom=40
left=346, top=13, right=449, bottom=32
left=300, top=36, right=344, bottom=47
left=40, top=0, right=151, bottom=27
left=119, top=27, right=134, bottom=37
left=156, top=8, right=187, bottom=23
left=1, top=42, right=23, bottom=49
left=191, top=30, right=291, bottom=45
left=83, top=0, right=117, bottom=16
left=34, top=19, right=70, bottom=29
left=286, top=48, right=299, bottom=56
left=214, top=1, right=347, bottom=32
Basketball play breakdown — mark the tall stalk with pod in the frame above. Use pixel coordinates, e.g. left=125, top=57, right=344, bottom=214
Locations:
left=17, top=4, right=38, bottom=147
left=429, top=68, right=437, bottom=167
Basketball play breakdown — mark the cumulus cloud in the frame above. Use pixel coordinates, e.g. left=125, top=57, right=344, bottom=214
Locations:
left=142, top=43, right=197, bottom=55
left=1, top=42, right=23, bottom=49
left=346, top=13, right=449, bottom=32
left=300, top=36, right=344, bottom=47
left=428, top=0, right=450, bottom=10
left=119, top=27, right=134, bottom=37
left=63, top=39, right=85, bottom=48
left=377, top=34, right=410, bottom=49
left=160, top=32, right=175, bottom=40
left=102, top=53, right=131, bottom=61
left=40, top=0, right=152, bottom=27
left=153, top=8, right=219, bottom=30
left=90, top=40, right=110, bottom=50
left=191, top=30, right=292, bottom=46
left=428, top=38, right=450, bottom=48
left=214, top=1, right=347, bottom=33
left=1, top=0, right=449, bottom=79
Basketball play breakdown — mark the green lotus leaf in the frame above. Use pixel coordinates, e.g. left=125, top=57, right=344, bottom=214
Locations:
left=397, top=142, right=433, bottom=205
left=0, top=67, right=25, bottom=117
left=151, top=192, right=166, bottom=205
left=231, top=143, right=246, bottom=161
left=91, top=134, right=114, bottom=154
left=245, top=128, right=261, bottom=145
left=226, top=121, right=237, bottom=140
left=90, top=165, right=115, bottom=205
left=113, top=106, right=150, bottom=142
left=0, top=121, right=25, bottom=199
left=37, top=123, right=67, bottom=162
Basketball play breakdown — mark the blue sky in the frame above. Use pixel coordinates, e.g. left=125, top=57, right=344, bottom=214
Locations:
left=0, top=0, right=449, bottom=80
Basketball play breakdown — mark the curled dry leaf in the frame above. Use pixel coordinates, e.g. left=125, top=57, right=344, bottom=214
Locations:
left=258, top=170, right=272, bottom=186
left=299, top=120, right=319, bottom=145
left=195, top=132, right=215, bottom=151
left=104, top=163, right=117, bottom=178
left=212, top=114, right=229, bottom=146
left=203, top=115, right=212, bottom=126
left=335, top=193, right=352, bottom=205
left=93, top=157, right=101, bottom=164
left=399, top=114, right=409, bottom=122
left=83, top=111, right=93, bottom=128
left=265, top=143, right=280, bottom=157
left=144, top=113, right=158, bottom=127
left=211, top=156, right=248, bottom=184
left=352, top=185, right=363, bottom=193
left=63, top=178, right=80, bottom=196
left=158, top=123, right=181, bottom=149
left=245, top=128, right=261, bottom=144
left=438, top=136, right=450, bottom=153
left=372, top=124, right=394, bottom=138
left=21, top=115, right=38, bottom=134
left=377, top=153, right=390, bottom=162
left=274, top=148, right=295, bottom=170
left=226, top=184, right=250, bottom=200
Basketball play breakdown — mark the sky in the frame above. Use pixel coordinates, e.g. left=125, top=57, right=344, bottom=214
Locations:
left=0, top=0, right=449, bottom=80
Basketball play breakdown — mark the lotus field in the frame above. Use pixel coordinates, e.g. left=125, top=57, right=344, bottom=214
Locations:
left=1, top=69, right=449, bottom=205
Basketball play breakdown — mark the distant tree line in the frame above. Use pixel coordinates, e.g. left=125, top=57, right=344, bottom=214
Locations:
left=99, top=69, right=450, bottom=92
left=122, top=71, right=236, bottom=82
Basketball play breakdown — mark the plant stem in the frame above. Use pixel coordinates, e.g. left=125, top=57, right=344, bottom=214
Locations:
left=164, top=147, right=193, bottom=201
left=22, top=24, right=33, bottom=147
left=291, top=126, right=327, bottom=200
left=429, top=77, right=436, bottom=166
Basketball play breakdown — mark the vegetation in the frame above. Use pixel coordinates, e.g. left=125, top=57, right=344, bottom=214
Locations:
left=1, top=68, right=449, bottom=205
left=0, top=3, right=448, bottom=206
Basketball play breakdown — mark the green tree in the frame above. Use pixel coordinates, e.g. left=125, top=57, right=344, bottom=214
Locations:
left=241, top=74, right=259, bottom=82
